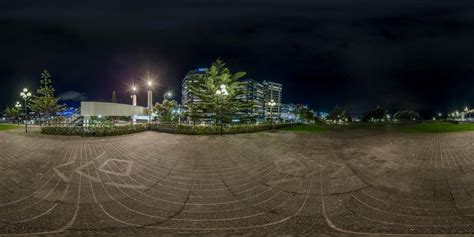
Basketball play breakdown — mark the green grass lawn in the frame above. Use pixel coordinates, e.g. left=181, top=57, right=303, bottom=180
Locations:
left=282, top=124, right=328, bottom=133
left=401, top=122, right=474, bottom=133
left=0, top=124, right=20, bottom=131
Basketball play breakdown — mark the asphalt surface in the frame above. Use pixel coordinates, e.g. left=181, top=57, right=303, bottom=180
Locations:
left=1, top=128, right=474, bottom=235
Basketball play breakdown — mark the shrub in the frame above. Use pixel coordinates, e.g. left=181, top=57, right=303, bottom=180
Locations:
left=149, top=123, right=291, bottom=135
left=41, top=123, right=292, bottom=136
left=41, top=124, right=148, bottom=137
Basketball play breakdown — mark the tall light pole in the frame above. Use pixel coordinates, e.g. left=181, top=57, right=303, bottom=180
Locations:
left=163, top=91, right=172, bottom=102
left=20, top=88, right=32, bottom=133
left=216, top=84, right=228, bottom=135
left=15, top=101, right=22, bottom=125
left=131, top=86, right=137, bottom=106
left=267, top=99, right=276, bottom=129
left=147, top=80, right=153, bottom=123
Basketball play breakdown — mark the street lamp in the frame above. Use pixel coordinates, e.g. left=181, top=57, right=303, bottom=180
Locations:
left=216, top=84, right=228, bottom=135
left=267, top=99, right=276, bottom=129
left=15, top=101, right=22, bottom=125
left=147, top=80, right=153, bottom=123
left=130, top=86, right=137, bottom=106
left=163, top=91, right=172, bottom=102
left=20, top=88, right=32, bottom=133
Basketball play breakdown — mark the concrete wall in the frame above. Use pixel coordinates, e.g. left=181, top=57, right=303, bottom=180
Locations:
left=81, top=101, right=146, bottom=117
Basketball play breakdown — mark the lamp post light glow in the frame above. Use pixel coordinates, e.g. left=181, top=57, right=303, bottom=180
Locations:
left=216, top=84, right=228, bottom=135
left=267, top=99, right=277, bottom=129
left=19, top=88, right=32, bottom=133
left=163, top=91, right=172, bottom=102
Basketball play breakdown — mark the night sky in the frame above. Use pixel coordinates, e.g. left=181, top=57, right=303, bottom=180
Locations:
left=2, top=0, right=474, bottom=117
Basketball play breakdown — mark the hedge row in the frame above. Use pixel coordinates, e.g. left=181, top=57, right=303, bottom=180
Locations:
left=149, top=123, right=291, bottom=135
left=41, top=123, right=292, bottom=136
left=41, top=124, right=147, bottom=137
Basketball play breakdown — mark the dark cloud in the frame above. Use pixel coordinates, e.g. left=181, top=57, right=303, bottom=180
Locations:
left=1, top=0, right=474, bottom=117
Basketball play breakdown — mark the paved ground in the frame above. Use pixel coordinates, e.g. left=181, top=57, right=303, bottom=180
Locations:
left=2, top=128, right=474, bottom=235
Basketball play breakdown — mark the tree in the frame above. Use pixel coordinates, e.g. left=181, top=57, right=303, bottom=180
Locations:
left=111, top=90, right=117, bottom=103
left=327, top=106, right=352, bottom=123
left=29, top=69, right=65, bottom=124
left=186, top=59, right=255, bottom=124
left=298, top=107, right=316, bottom=124
left=3, top=106, right=21, bottom=122
left=154, top=99, right=178, bottom=123
left=361, top=107, right=389, bottom=122
left=394, top=110, right=420, bottom=122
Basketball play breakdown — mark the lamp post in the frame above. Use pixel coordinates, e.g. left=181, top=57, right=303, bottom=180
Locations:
left=267, top=99, right=276, bottom=129
left=147, top=81, right=153, bottom=123
left=215, top=84, right=228, bottom=135
left=15, top=101, right=22, bottom=125
left=163, top=91, right=172, bottom=102
left=20, top=88, right=32, bottom=133
left=131, top=86, right=137, bottom=106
